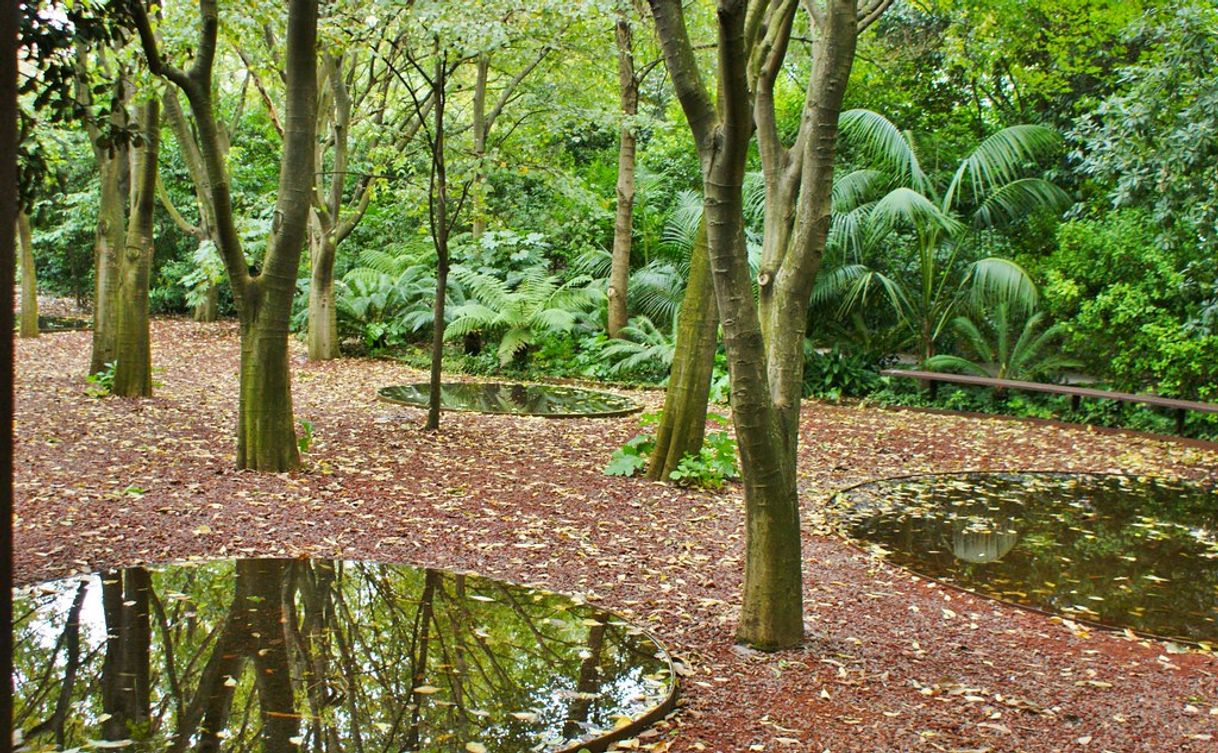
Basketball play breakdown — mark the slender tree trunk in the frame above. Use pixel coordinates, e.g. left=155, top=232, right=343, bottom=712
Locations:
left=306, top=223, right=339, bottom=360
left=470, top=55, right=489, bottom=241
left=607, top=16, right=639, bottom=338
left=113, top=98, right=160, bottom=397
left=647, top=220, right=716, bottom=479
left=90, top=154, right=126, bottom=374
left=17, top=209, right=37, bottom=337
left=427, top=53, right=449, bottom=432
left=193, top=284, right=218, bottom=322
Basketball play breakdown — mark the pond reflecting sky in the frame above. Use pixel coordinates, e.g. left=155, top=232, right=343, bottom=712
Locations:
left=834, top=473, right=1218, bottom=642
left=378, top=383, right=640, bottom=418
left=12, top=559, right=675, bottom=752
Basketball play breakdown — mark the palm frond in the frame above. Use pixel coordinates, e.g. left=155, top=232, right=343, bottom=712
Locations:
left=923, top=354, right=993, bottom=378
left=971, top=178, right=1071, bottom=230
left=944, top=124, right=1061, bottom=211
left=965, top=257, right=1039, bottom=316
left=840, top=109, right=928, bottom=190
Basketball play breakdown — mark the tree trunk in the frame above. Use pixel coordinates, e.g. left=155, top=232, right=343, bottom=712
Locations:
left=90, top=153, right=126, bottom=375
left=193, top=283, right=218, bottom=321
left=237, top=294, right=300, bottom=471
left=470, top=55, right=489, bottom=242
left=113, top=98, right=160, bottom=398
left=427, top=52, right=449, bottom=432
left=17, top=209, right=37, bottom=337
left=647, top=220, right=716, bottom=479
left=607, top=15, right=638, bottom=339
left=306, top=225, right=339, bottom=360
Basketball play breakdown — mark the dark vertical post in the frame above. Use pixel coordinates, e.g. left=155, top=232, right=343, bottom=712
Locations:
left=1, top=1, right=19, bottom=749
left=1071, top=394, right=1081, bottom=412
left=929, top=379, right=939, bottom=401
left=1176, top=408, right=1185, bottom=436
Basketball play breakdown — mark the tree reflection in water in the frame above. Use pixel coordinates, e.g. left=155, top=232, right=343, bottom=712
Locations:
left=377, top=383, right=640, bottom=418
left=12, top=559, right=675, bottom=752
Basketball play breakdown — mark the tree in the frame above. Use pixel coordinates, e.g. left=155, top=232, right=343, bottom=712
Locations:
left=17, top=209, right=37, bottom=337
left=73, top=44, right=130, bottom=376
left=815, top=111, right=1067, bottom=361
left=1071, top=2, right=1218, bottom=259
left=132, top=0, right=319, bottom=470
left=111, top=95, right=159, bottom=397
left=649, top=0, right=892, bottom=649
left=607, top=2, right=661, bottom=338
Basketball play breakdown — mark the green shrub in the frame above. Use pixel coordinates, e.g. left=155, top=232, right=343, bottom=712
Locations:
left=803, top=344, right=882, bottom=400
left=1044, top=211, right=1218, bottom=399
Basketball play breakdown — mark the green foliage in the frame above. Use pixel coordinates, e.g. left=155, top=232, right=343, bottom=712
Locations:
left=599, top=315, right=675, bottom=380
left=331, top=246, right=442, bottom=353
left=445, top=265, right=602, bottom=367
left=603, top=412, right=739, bottom=489
left=667, top=418, right=740, bottom=490
left=1070, top=2, right=1218, bottom=258
left=815, top=110, right=1067, bottom=360
left=803, top=345, right=882, bottom=400
left=1043, top=211, right=1218, bottom=398
left=603, top=432, right=654, bottom=477
left=85, top=362, right=116, bottom=398
left=923, top=301, right=1079, bottom=381
left=296, top=419, right=314, bottom=453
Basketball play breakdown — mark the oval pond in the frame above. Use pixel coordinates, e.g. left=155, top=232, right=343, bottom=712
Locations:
left=833, top=473, right=1218, bottom=642
left=378, top=382, right=641, bottom=418
left=12, top=558, right=676, bottom=752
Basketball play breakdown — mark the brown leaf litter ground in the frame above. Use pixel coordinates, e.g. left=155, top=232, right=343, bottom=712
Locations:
left=13, top=318, right=1218, bottom=752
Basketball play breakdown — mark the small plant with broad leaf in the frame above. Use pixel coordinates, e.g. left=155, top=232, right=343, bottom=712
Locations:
left=297, top=419, right=314, bottom=453
left=86, top=361, right=117, bottom=397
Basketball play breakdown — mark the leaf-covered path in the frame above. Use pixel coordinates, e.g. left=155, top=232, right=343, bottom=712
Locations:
left=14, top=319, right=1218, bottom=752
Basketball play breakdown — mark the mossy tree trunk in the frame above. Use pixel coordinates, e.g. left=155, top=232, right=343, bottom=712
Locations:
left=607, top=13, right=639, bottom=339
left=649, top=0, right=884, bottom=650
left=89, top=150, right=127, bottom=375
left=647, top=220, right=717, bottom=479
left=112, top=98, right=160, bottom=397
left=17, top=209, right=37, bottom=337
left=306, top=223, right=339, bottom=360
left=76, top=49, right=130, bottom=376
left=133, top=0, right=319, bottom=472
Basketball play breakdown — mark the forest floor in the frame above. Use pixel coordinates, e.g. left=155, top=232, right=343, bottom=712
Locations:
left=13, top=317, right=1218, bottom=753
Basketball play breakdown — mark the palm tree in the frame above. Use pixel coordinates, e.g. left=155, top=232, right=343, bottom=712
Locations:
left=924, top=301, right=1081, bottom=382
left=814, top=110, right=1071, bottom=361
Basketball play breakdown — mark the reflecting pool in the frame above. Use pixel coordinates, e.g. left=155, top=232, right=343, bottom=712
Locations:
left=833, top=473, right=1218, bottom=642
left=12, top=559, right=676, bottom=752
left=378, top=382, right=641, bottom=418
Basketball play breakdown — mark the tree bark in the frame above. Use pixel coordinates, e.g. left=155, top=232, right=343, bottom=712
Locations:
left=427, top=52, right=449, bottom=432
left=470, top=54, right=489, bottom=241
left=647, top=220, right=717, bottom=479
left=113, top=98, right=160, bottom=397
left=162, top=91, right=222, bottom=323
left=90, top=152, right=126, bottom=374
left=306, top=220, right=339, bottom=360
left=607, top=14, right=639, bottom=339
left=17, top=209, right=37, bottom=337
